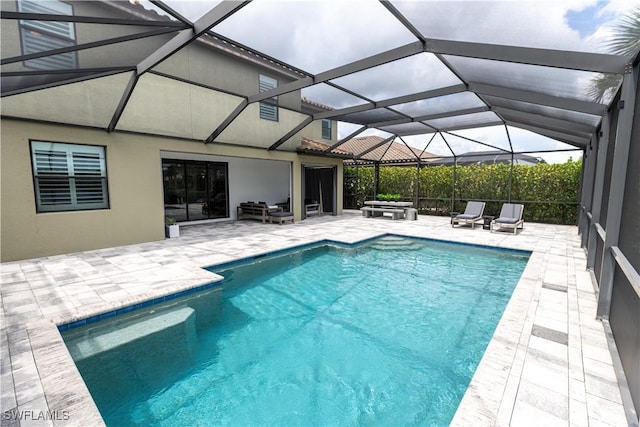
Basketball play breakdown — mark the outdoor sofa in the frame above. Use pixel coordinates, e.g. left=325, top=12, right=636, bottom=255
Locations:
left=237, top=202, right=279, bottom=223
left=237, top=201, right=293, bottom=225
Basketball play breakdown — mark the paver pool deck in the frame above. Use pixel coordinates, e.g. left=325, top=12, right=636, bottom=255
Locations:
left=0, top=212, right=631, bottom=426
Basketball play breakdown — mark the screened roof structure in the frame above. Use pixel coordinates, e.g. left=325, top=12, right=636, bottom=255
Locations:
left=2, top=0, right=638, bottom=163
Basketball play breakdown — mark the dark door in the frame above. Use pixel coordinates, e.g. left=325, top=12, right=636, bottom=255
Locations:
left=304, top=167, right=335, bottom=214
left=162, top=160, right=229, bottom=222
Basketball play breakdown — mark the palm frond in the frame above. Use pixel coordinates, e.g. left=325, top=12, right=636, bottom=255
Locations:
left=586, top=74, right=622, bottom=103
left=604, top=6, right=640, bottom=56
left=588, top=6, right=640, bottom=102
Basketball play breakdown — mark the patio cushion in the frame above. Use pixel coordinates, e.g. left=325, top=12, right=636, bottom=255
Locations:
left=496, top=217, right=520, bottom=224
left=456, top=213, right=480, bottom=220
left=270, top=211, right=293, bottom=218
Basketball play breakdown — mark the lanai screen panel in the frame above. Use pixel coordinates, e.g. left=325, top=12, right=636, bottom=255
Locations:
left=390, top=92, right=486, bottom=118
left=1, top=72, right=133, bottom=128
left=2, top=0, right=635, bottom=162
left=391, top=1, right=608, bottom=53
left=215, top=104, right=310, bottom=149
left=423, top=111, right=503, bottom=132
left=379, top=122, right=434, bottom=136
left=507, top=127, right=587, bottom=153
left=2, top=9, right=183, bottom=72
left=116, top=73, right=245, bottom=140
left=68, top=32, right=180, bottom=69
left=212, top=0, right=416, bottom=74
left=443, top=55, right=610, bottom=103
left=335, top=108, right=407, bottom=126
left=159, top=1, right=224, bottom=21
left=482, top=96, right=603, bottom=128
left=448, top=125, right=514, bottom=152
left=498, top=110, right=594, bottom=143
left=2, top=27, right=181, bottom=96
left=329, top=53, right=462, bottom=102
left=302, top=84, right=369, bottom=110
left=440, top=131, right=508, bottom=155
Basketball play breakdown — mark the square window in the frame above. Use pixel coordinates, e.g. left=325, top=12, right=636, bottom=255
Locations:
left=322, top=119, right=332, bottom=140
left=18, top=0, right=77, bottom=70
left=30, top=141, right=109, bottom=212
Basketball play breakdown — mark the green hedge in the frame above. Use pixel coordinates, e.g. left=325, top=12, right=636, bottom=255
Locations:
left=344, top=160, right=582, bottom=225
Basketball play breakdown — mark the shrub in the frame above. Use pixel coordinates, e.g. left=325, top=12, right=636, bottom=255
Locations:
left=344, top=160, right=582, bottom=224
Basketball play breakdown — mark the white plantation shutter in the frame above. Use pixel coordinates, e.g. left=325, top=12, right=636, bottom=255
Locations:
left=72, top=151, right=107, bottom=205
left=259, top=74, right=278, bottom=121
left=322, top=119, right=332, bottom=139
left=31, top=142, right=109, bottom=212
left=33, top=148, right=72, bottom=207
left=18, top=0, right=77, bottom=69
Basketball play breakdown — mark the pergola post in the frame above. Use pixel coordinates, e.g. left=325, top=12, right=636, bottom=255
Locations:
left=355, top=164, right=360, bottom=208
left=451, top=156, right=457, bottom=213
left=587, top=115, right=611, bottom=270
left=374, top=162, right=380, bottom=200
left=415, top=161, right=421, bottom=209
left=508, top=152, right=514, bottom=203
left=579, top=140, right=596, bottom=247
left=596, top=66, right=638, bottom=319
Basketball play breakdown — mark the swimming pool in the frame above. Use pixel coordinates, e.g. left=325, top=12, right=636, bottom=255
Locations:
left=62, top=236, right=529, bottom=426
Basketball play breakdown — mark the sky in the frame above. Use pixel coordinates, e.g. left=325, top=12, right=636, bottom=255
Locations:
left=144, top=0, right=638, bottom=163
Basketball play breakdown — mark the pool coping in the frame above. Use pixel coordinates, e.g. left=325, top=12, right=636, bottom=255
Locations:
left=58, top=233, right=531, bottom=331
left=1, top=214, right=629, bottom=426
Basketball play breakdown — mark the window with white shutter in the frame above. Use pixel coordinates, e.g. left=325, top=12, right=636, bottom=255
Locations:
left=259, top=74, right=278, bottom=121
left=322, top=119, right=332, bottom=140
left=18, top=0, right=77, bottom=70
left=31, top=141, right=109, bottom=212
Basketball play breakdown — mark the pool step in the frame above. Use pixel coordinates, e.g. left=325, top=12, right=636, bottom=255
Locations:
left=368, top=237, right=423, bottom=251
left=64, top=307, right=196, bottom=361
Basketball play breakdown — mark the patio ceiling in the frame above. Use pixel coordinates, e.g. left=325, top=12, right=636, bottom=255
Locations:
left=1, top=0, right=636, bottom=162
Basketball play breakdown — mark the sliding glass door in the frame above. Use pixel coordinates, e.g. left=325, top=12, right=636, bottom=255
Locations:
left=207, top=163, right=228, bottom=218
left=162, top=159, right=228, bottom=222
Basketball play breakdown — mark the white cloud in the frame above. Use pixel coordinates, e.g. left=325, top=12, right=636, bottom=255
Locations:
left=213, top=0, right=415, bottom=73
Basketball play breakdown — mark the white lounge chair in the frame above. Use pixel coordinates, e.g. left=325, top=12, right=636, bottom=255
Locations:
left=490, top=203, right=525, bottom=234
left=451, top=201, right=486, bottom=229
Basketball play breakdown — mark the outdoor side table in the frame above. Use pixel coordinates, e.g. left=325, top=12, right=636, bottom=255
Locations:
left=483, top=215, right=495, bottom=230
left=450, top=212, right=459, bottom=225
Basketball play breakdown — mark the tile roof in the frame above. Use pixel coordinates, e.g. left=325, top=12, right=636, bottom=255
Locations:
left=297, top=137, right=352, bottom=156
left=301, top=97, right=334, bottom=112
left=340, top=136, right=438, bottom=164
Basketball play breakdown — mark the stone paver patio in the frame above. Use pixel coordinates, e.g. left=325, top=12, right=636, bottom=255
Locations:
left=0, top=212, right=629, bottom=426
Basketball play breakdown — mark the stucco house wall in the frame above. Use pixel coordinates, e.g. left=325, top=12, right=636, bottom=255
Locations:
left=1, top=119, right=342, bottom=261
left=0, top=1, right=342, bottom=262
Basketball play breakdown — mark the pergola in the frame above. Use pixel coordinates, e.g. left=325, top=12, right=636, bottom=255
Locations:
left=1, top=2, right=639, bottom=419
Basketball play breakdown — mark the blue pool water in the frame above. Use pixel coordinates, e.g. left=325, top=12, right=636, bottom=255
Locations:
left=62, top=236, right=529, bottom=426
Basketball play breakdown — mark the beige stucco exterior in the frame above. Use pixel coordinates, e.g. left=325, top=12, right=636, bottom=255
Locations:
left=0, top=1, right=344, bottom=262
left=0, top=119, right=343, bottom=262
